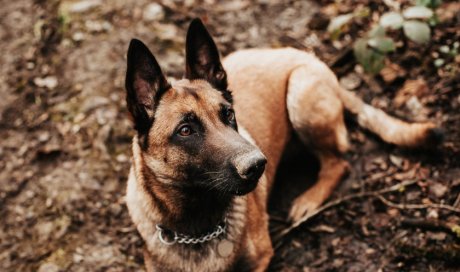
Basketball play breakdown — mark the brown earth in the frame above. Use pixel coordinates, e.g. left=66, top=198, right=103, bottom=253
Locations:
left=0, top=0, right=459, bottom=271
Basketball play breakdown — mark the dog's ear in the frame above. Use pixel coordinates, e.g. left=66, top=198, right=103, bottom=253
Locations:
left=185, top=18, right=228, bottom=91
left=125, top=39, right=169, bottom=134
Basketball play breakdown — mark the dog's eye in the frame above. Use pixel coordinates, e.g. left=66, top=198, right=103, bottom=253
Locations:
left=178, top=125, right=193, bottom=136
left=226, top=109, right=235, bottom=123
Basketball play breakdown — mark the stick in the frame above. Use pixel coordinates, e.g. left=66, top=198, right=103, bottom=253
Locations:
left=273, top=179, right=460, bottom=245
left=400, top=218, right=460, bottom=238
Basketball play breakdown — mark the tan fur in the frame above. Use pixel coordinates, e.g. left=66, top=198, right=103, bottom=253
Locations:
left=127, top=44, right=438, bottom=271
left=223, top=47, right=437, bottom=222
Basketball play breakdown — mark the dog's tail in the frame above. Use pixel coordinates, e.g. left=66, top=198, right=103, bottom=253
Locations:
left=336, top=87, right=443, bottom=148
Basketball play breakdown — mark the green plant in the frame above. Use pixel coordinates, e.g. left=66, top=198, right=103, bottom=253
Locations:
left=346, top=1, right=442, bottom=74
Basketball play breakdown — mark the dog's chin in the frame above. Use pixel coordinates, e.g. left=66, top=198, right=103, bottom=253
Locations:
left=230, top=179, right=259, bottom=196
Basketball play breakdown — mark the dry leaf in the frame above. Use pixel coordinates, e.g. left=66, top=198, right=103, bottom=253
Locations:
left=394, top=78, right=429, bottom=107
left=379, top=61, right=406, bottom=83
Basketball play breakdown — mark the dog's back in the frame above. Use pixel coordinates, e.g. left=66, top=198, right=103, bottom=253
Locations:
left=224, top=47, right=442, bottom=220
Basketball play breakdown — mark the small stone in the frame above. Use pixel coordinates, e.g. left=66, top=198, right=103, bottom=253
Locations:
left=69, top=0, right=102, bottom=13
left=35, top=221, right=54, bottom=242
left=365, top=248, right=376, bottom=255
left=339, top=72, right=362, bottom=90
left=34, top=76, right=58, bottom=89
left=116, top=154, right=128, bottom=163
left=72, top=32, right=85, bottom=42
left=81, top=96, right=110, bottom=113
left=143, top=3, right=164, bottom=21
left=85, top=20, right=112, bottom=33
left=73, top=252, right=84, bottom=263
left=38, top=263, right=59, bottom=272
left=26, top=62, right=35, bottom=70
left=38, top=131, right=50, bottom=142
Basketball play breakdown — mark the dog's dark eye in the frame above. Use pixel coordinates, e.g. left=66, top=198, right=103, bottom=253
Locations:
left=178, top=125, right=193, bottom=136
left=226, top=109, right=235, bottom=123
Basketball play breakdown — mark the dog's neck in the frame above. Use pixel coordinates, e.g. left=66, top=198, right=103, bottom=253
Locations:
left=140, top=157, right=233, bottom=236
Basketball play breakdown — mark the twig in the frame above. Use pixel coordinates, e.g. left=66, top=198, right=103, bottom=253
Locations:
left=453, top=192, right=460, bottom=209
left=400, top=218, right=460, bottom=238
left=273, top=179, right=460, bottom=246
left=377, top=195, right=460, bottom=213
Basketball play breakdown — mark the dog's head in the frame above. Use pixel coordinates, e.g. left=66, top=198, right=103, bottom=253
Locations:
left=125, top=19, right=266, bottom=196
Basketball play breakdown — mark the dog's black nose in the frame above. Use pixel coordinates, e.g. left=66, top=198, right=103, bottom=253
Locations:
left=241, top=157, right=267, bottom=181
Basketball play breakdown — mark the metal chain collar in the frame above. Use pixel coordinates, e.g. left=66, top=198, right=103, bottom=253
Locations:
left=156, top=221, right=226, bottom=246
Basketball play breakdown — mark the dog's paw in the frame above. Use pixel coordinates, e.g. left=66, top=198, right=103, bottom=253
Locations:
left=288, top=192, right=323, bottom=223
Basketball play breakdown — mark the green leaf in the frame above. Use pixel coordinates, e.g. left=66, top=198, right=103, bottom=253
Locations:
left=403, top=20, right=431, bottom=44
left=415, top=0, right=442, bottom=9
left=439, top=45, right=450, bottom=53
left=380, top=12, right=404, bottom=29
left=327, top=13, right=354, bottom=38
left=434, top=58, right=444, bottom=67
left=403, top=6, right=434, bottom=19
left=353, top=38, right=386, bottom=74
left=368, top=37, right=396, bottom=53
left=369, top=25, right=386, bottom=38
left=451, top=225, right=460, bottom=238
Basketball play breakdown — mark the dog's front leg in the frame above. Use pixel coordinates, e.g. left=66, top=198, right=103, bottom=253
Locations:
left=143, top=248, right=157, bottom=272
left=254, top=250, right=274, bottom=272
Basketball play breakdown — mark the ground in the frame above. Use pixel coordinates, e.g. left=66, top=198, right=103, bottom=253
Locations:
left=0, top=0, right=459, bottom=271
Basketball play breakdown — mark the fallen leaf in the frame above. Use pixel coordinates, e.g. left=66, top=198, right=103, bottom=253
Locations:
left=389, top=155, right=404, bottom=168
left=380, top=61, right=406, bottom=83
left=428, top=182, right=448, bottom=198
left=394, top=78, right=429, bottom=107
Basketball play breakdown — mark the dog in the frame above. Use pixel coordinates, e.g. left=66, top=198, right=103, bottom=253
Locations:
left=124, top=18, right=442, bottom=272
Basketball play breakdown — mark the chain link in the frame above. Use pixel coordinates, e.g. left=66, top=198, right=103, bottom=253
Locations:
left=156, top=221, right=226, bottom=245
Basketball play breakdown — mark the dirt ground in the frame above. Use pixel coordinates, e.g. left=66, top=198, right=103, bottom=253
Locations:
left=0, top=0, right=459, bottom=271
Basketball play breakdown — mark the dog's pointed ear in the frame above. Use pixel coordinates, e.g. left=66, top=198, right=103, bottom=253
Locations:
left=185, top=18, right=228, bottom=91
left=125, top=39, right=169, bottom=134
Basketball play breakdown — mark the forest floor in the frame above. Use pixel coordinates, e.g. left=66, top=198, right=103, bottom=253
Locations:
left=0, top=0, right=459, bottom=271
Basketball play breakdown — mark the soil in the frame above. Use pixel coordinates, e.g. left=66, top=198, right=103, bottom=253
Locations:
left=0, top=0, right=459, bottom=271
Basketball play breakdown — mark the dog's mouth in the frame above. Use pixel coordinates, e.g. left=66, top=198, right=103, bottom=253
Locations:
left=230, top=177, right=260, bottom=196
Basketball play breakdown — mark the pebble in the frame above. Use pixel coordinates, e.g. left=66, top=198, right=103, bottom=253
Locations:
left=339, top=72, right=361, bottom=90
left=34, top=76, right=58, bottom=89
left=69, top=0, right=102, bottom=13
left=38, top=263, right=59, bottom=272
left=143, top=3, right=164, bottom=21
left=81, top=96, right=110, bottom=113
left=72, top=32, right=85, bottom=42
left=85, top=20, right=112, bottom=33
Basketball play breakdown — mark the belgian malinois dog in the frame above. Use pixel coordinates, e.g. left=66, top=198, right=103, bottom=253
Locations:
left=124, top=19, right=442, bottom=271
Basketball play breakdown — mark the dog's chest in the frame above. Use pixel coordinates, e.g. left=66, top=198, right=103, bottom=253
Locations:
left=146, top=209, right=249, bottom=272
left=149, top=236, right=239, bottom=272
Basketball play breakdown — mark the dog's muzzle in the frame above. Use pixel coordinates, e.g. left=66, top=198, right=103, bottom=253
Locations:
left=231, top=151, right=267, bottom=195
